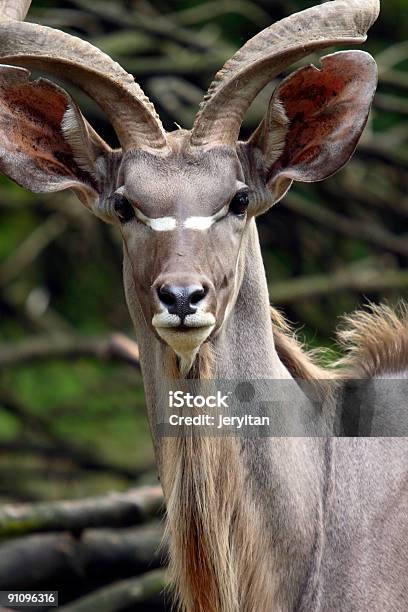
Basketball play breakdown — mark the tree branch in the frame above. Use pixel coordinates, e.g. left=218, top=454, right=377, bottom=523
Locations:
left=0, top=391, right=149, bottom=481
left=0, top=333, right=140, bottom=368
left=0, top=525, right=164, bottom=590
left=0, top=436, right=151, bottom=483
left=283, top=193, right=408, bottom=257
left=358, top=140, right=408, bottom=171
left=59, top=569, right=167, bottom=612
left=269, top=264, right=408, bottom=304
left=166, top=0, right=269, bottom=27
left=0, top=215, right=67, bottom=287
left=379, top=69, right=408, bottom=92
left=374, top=92, right=408, bottom=116
left=0, top=487, right=163, bottom=539
left=72, top=0, right=226, bottom=52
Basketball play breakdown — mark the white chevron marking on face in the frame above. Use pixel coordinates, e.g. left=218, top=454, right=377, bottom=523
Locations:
left=184, top=204, right=229, bottom=230
left=134, top=208, right=177, bottom=231
left=149, top=217, right=177, bottom=231
left=121, top=180, right=248, bottom=232
left=134, top=210, right=225, bottom=232
left=183, top=215, right=216, bottom=230
left=183, top=181, right=247, bottom=230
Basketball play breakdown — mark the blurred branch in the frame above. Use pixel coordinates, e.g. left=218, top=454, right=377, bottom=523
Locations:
left=148, top=76, right=203, bottom=128
left=0, top=191, right=98, bottom=233
left=29, top=8, right=98, bottom=30
left=59, top=568, right=167, bottom=612
left=358, top=140, right=408, bottom=171
left=166, top=0, right=269, bottom=27
left=0, top=487, right=163, bottom=538
left=0, top=525, right=164, bottom=589
left=92, top=30, right=155, bottom=55
left=269, top=263, right=408, bottom=304
left=379, top=69, right=408, bottom=91
left=0, top=437, right=152, bottom=482
left=72, top=0, right=229, bottom=52
left=0, top=333, right=140, bottom=368
left=148, top=75, right=271, bottom=129
left=377, top=41, right=408, bottom=73
left=283, top=193, right=408, bottom=257
left=0, top=386, right=149, bottom=481
left=120, top=51, right=223, bottom=77
left=0, top=481, right=42, bottom=503
left=321, top=175, right=408, bottom=217
left=0, top=215, right=67, bottom=287
left=0, top=289, right=75, bottom=335
left=374, top=92, right=408, bottom=116
left=372, top=122, right=408, bottom=147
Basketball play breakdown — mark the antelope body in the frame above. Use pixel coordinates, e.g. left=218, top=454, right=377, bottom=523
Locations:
left=1, top=1, right=408, bottom=610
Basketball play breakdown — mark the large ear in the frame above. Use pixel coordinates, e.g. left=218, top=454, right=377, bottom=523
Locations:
left=0, top=64, right=113, bottom=213
left=247, top=51, right=378, bottom=204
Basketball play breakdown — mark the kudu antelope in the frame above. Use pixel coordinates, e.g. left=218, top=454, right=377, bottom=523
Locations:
left=1, top=1, right=408, bottom=610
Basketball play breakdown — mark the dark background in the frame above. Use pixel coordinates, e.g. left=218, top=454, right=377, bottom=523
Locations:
left=0, top=0, right=406, bottom=607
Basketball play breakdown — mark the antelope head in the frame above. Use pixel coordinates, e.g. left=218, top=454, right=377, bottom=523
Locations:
left=0, top=0, right=379, bottom=373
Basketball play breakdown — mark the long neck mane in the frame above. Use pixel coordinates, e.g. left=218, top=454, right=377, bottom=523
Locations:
left=129, top=220, right=330, bottom=611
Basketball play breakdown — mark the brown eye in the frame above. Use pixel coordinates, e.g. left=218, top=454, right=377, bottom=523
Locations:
left=111, top=193, right=135, bottom=224
left=229, top=190, right=249, bottom=216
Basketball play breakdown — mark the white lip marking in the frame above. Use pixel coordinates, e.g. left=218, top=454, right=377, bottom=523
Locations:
left=152, top=310, right=215, bottom=329
left=153, top=312, right=215, bottom=370
left=152, top=312, right=181, bottom=328
left=184, top=312, right=216, bottom=327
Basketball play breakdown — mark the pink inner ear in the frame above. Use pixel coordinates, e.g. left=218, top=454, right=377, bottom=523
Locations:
left=0, top=67, right=97, bottom=197
left=268, top=51, right=377, bottom=185
left=0, top=78, right=79, bottom=178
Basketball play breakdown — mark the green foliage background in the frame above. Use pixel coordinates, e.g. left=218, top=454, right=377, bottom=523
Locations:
left=0, top=0, right=407, bottom=502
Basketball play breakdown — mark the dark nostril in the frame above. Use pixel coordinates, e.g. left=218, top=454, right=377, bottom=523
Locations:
left=189, top=285, right=207, bottom=306
left=157, top=283, right=208, bottom=319
left=158, top=285, right=177, bottom=307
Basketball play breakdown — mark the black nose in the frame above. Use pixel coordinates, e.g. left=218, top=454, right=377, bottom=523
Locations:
left=157, top=284, right=207, bottom=320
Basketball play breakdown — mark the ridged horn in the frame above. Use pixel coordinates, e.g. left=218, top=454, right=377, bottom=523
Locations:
left=0, top=1, right=167, bottom=150
left=0, top=0, right=31, bottom=22
left=190, top=0, right=380, bottom=146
